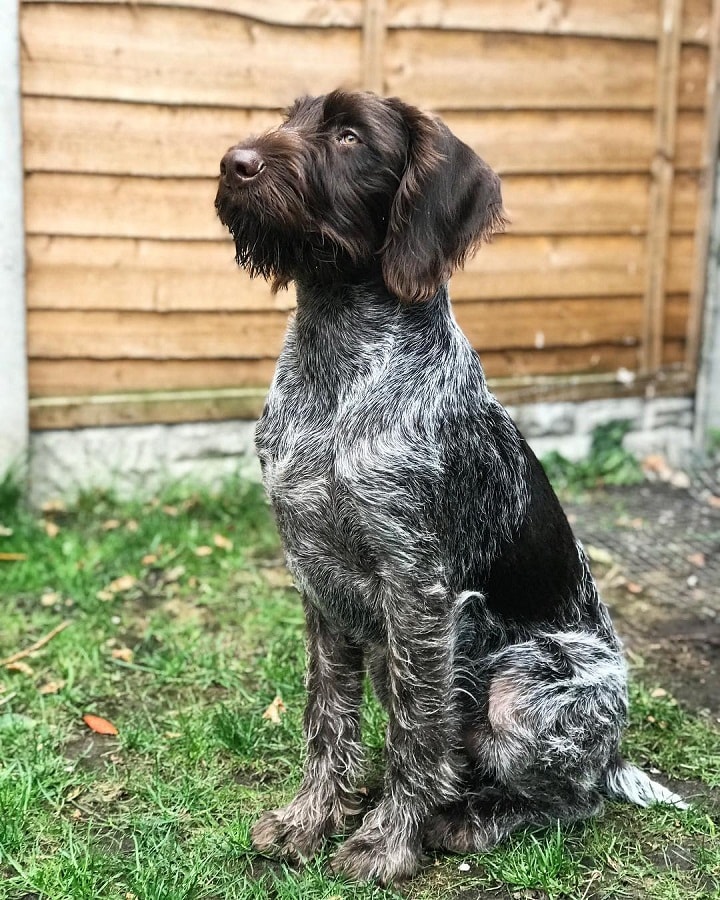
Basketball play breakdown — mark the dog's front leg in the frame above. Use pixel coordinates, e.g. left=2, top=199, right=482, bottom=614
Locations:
left=252, top=600, right=364, bottom=862
left=332, top=582, right=461, bottom=884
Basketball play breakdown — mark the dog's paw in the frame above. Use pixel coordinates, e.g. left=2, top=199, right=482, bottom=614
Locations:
left=424, top=811, right=487, bottom=853
left=252, top=807, right=328, bottom=863
left=330, top=829, right=422, bottom=885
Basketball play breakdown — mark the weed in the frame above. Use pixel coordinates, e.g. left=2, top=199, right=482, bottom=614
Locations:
left=542, top=420, right=644, bottom=494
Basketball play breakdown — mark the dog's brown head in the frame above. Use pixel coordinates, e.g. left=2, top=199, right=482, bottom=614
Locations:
left=215, top=90, right=506, bottom=302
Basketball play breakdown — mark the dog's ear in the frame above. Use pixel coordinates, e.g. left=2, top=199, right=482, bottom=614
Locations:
left=381, top=103, right=506, bottom=303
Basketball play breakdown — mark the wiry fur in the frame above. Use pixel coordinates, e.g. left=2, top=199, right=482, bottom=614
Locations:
left=215, top=90, right=686, bottom=886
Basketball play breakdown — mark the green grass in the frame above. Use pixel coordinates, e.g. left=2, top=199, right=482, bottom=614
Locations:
left=0, top=477, right=718, bottom=900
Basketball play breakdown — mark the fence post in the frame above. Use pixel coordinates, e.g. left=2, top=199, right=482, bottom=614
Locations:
left=0, top=0, right=28, bottom=479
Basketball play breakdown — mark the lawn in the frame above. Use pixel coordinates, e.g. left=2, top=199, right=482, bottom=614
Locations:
left=0, top=475, right=718, bottom=900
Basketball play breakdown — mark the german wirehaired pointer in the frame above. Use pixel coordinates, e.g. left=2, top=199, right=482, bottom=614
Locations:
left=215, top=90, right=686, bottom=885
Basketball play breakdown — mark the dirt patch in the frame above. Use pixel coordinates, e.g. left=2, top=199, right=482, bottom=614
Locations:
left=566, top=479, right=720, bottom=719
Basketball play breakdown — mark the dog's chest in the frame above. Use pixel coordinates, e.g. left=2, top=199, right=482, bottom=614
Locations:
left=255, top=374, right=441, bottom=633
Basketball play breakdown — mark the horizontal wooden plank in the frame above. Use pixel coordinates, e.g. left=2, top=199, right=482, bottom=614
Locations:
left=27, top=298, right=648, bottom=362
left=384, top=31, right=709, bottom=110
left=29, top=345, right=651, bottom=398
left=28, top=370, right=693, bottom=430
left=20, top=0, right=714, bottom=44
left=22, top=98, right=706, bottom=176
left=25, top=237, right=296, bottom=312
left=23, top=172, right=700, bottom=239
left=387, top=0, right=713, bottom=44
left=20, top=6, right=710, bottom=110
left=21, top=0, right=365, bottom=28
left=27, top=310, right=290, bottom=359
left=21, top=5, right=362, bottom=108
left=25, top=233, right=696, bottom=312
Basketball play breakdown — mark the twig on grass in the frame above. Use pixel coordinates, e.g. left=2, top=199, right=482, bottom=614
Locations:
left=1, top=620, right=71, bottom=667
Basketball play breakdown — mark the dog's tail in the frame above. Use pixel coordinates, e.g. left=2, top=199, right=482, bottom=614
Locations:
left=603, top=757, right=689, bottom=810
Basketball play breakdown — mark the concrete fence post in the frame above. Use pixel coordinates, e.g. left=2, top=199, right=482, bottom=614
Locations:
left=0, top=0, right=28, bottom=479
left=695, top=160, right=720, bottom=453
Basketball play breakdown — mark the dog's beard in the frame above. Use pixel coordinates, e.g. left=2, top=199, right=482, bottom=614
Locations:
left=215, top=191, right=304, bottom=286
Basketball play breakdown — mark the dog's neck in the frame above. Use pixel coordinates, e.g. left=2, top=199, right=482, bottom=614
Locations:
left=287, top=277, right=479, bottom=398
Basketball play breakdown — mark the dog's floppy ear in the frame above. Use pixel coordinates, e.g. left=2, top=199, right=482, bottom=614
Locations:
left=381, top=102, right=506, bottom=303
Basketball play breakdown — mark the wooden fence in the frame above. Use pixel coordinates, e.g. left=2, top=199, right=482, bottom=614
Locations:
left=21, top=0, right=720, bottom=429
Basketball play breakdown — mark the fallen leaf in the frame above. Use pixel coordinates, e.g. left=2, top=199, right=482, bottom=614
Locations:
left=125, top=520, right=139, bottom=533
left=89, top=779, right=125, bottom=803
left=96, top=590, right=114, bottom=602
left=262, top=695, right=286, bottom=725
left=626, top=582, right=644, bottom=595
left=687, top=552, right=706, bottom=568
left=213, top=533, right=234, bottom=551
left=164, top=731, right=181, bottom=739
left=162, top=505, right=179, bottom=517
left=102, top=519, right=121, bottom=531
left=651, top=688, right=668, bottom=699
left=165, top=565, right=186, bottom=583
left=43, top=521, right=60, bottom=538
left=107, top=575, right=137, bottom=594
left=82, top=713, right=119, bottom=735
left=111, top=647, right=134, bottom=663
left=41, top=591, right=61, bottom=607
left=6, top=661, right=34, bottom=676
left=141, top=554, right=158, bottom=566
left=39, top=679, right=65, bottom=695
left=194, top=546, right=213, bottom=557
left=42, top=499, right=67, bottom=514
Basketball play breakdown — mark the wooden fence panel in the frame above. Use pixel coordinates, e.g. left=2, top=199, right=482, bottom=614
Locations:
left=21, top=0, right=719, bottom=429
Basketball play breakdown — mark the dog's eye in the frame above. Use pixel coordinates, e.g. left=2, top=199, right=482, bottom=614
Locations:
left=337, top=130, right=360, bottom=145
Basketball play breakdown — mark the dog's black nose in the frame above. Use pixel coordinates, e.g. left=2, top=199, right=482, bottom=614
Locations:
left=220, top=147, right=265, bottom=184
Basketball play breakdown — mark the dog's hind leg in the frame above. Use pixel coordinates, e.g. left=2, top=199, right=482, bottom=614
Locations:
left=424, top=632, right=627, bottom=854
left=252, top=600, right=364, bottom=862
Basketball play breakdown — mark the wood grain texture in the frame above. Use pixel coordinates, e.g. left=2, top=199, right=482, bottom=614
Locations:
left=22, top=172, right=700, bottom=239
left=21, top=5, right=362, bottom=107
left=21, top=0, right=713, bottom=43
left=384, top=31, right=708, bottom=110
left=21, top=98, right=705, bottom=177
left=27, top=297, right=648, bottom=363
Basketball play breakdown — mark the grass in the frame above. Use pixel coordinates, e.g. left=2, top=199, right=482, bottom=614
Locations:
left=0, top=476, right=718, bottom=900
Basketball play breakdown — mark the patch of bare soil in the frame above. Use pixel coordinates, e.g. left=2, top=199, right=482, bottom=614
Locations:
left=566, top=479, right=720, bottom=719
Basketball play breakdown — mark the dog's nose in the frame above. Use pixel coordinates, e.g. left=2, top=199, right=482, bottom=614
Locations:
left=220, top=147, right=265, bottom=184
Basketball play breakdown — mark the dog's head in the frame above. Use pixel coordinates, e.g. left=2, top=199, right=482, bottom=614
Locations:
left=215, top=90, right=506, bottom=302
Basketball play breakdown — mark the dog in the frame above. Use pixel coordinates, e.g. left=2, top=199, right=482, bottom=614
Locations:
left=215, top=90, right=686, bottom=885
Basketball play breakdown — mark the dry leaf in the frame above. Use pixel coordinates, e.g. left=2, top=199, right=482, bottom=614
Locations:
left=102, top=519, right=121, bottom=531
left=82, top=713, right=119, bottom=735
left=41, top=591, right=61, bottom=607
left=194, top=546, right=213, bottom=557
left=44, top=521, right=60, bottom=538
left=626, top=582, right=644, bottom=595
left=111, top=647, right=134, bottom=663
left=687, top=552, right=706, bottom=568
left=39, top=679, right=65, bottom=695
left=262, top=695, right=287, bottom=725
left=42, top=499, right=67, bottom=514
left=165, top=565, right=186, bottom=583
left=141, top=554, right=158, bottom=566
left=125, top=520, right=139, bottom=533
left=213, top=534, right=234, bottom=551
left=6, top=661, right=34, bottom=676
left=107, top=575, right=137, bottom=594
left=164, top=731, right=181, bottom=739
left=96, top=590, right=114, bottom=602
left=651, top=688, right=668, bottom=699
left=162, top=505, right=179, bottom=517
